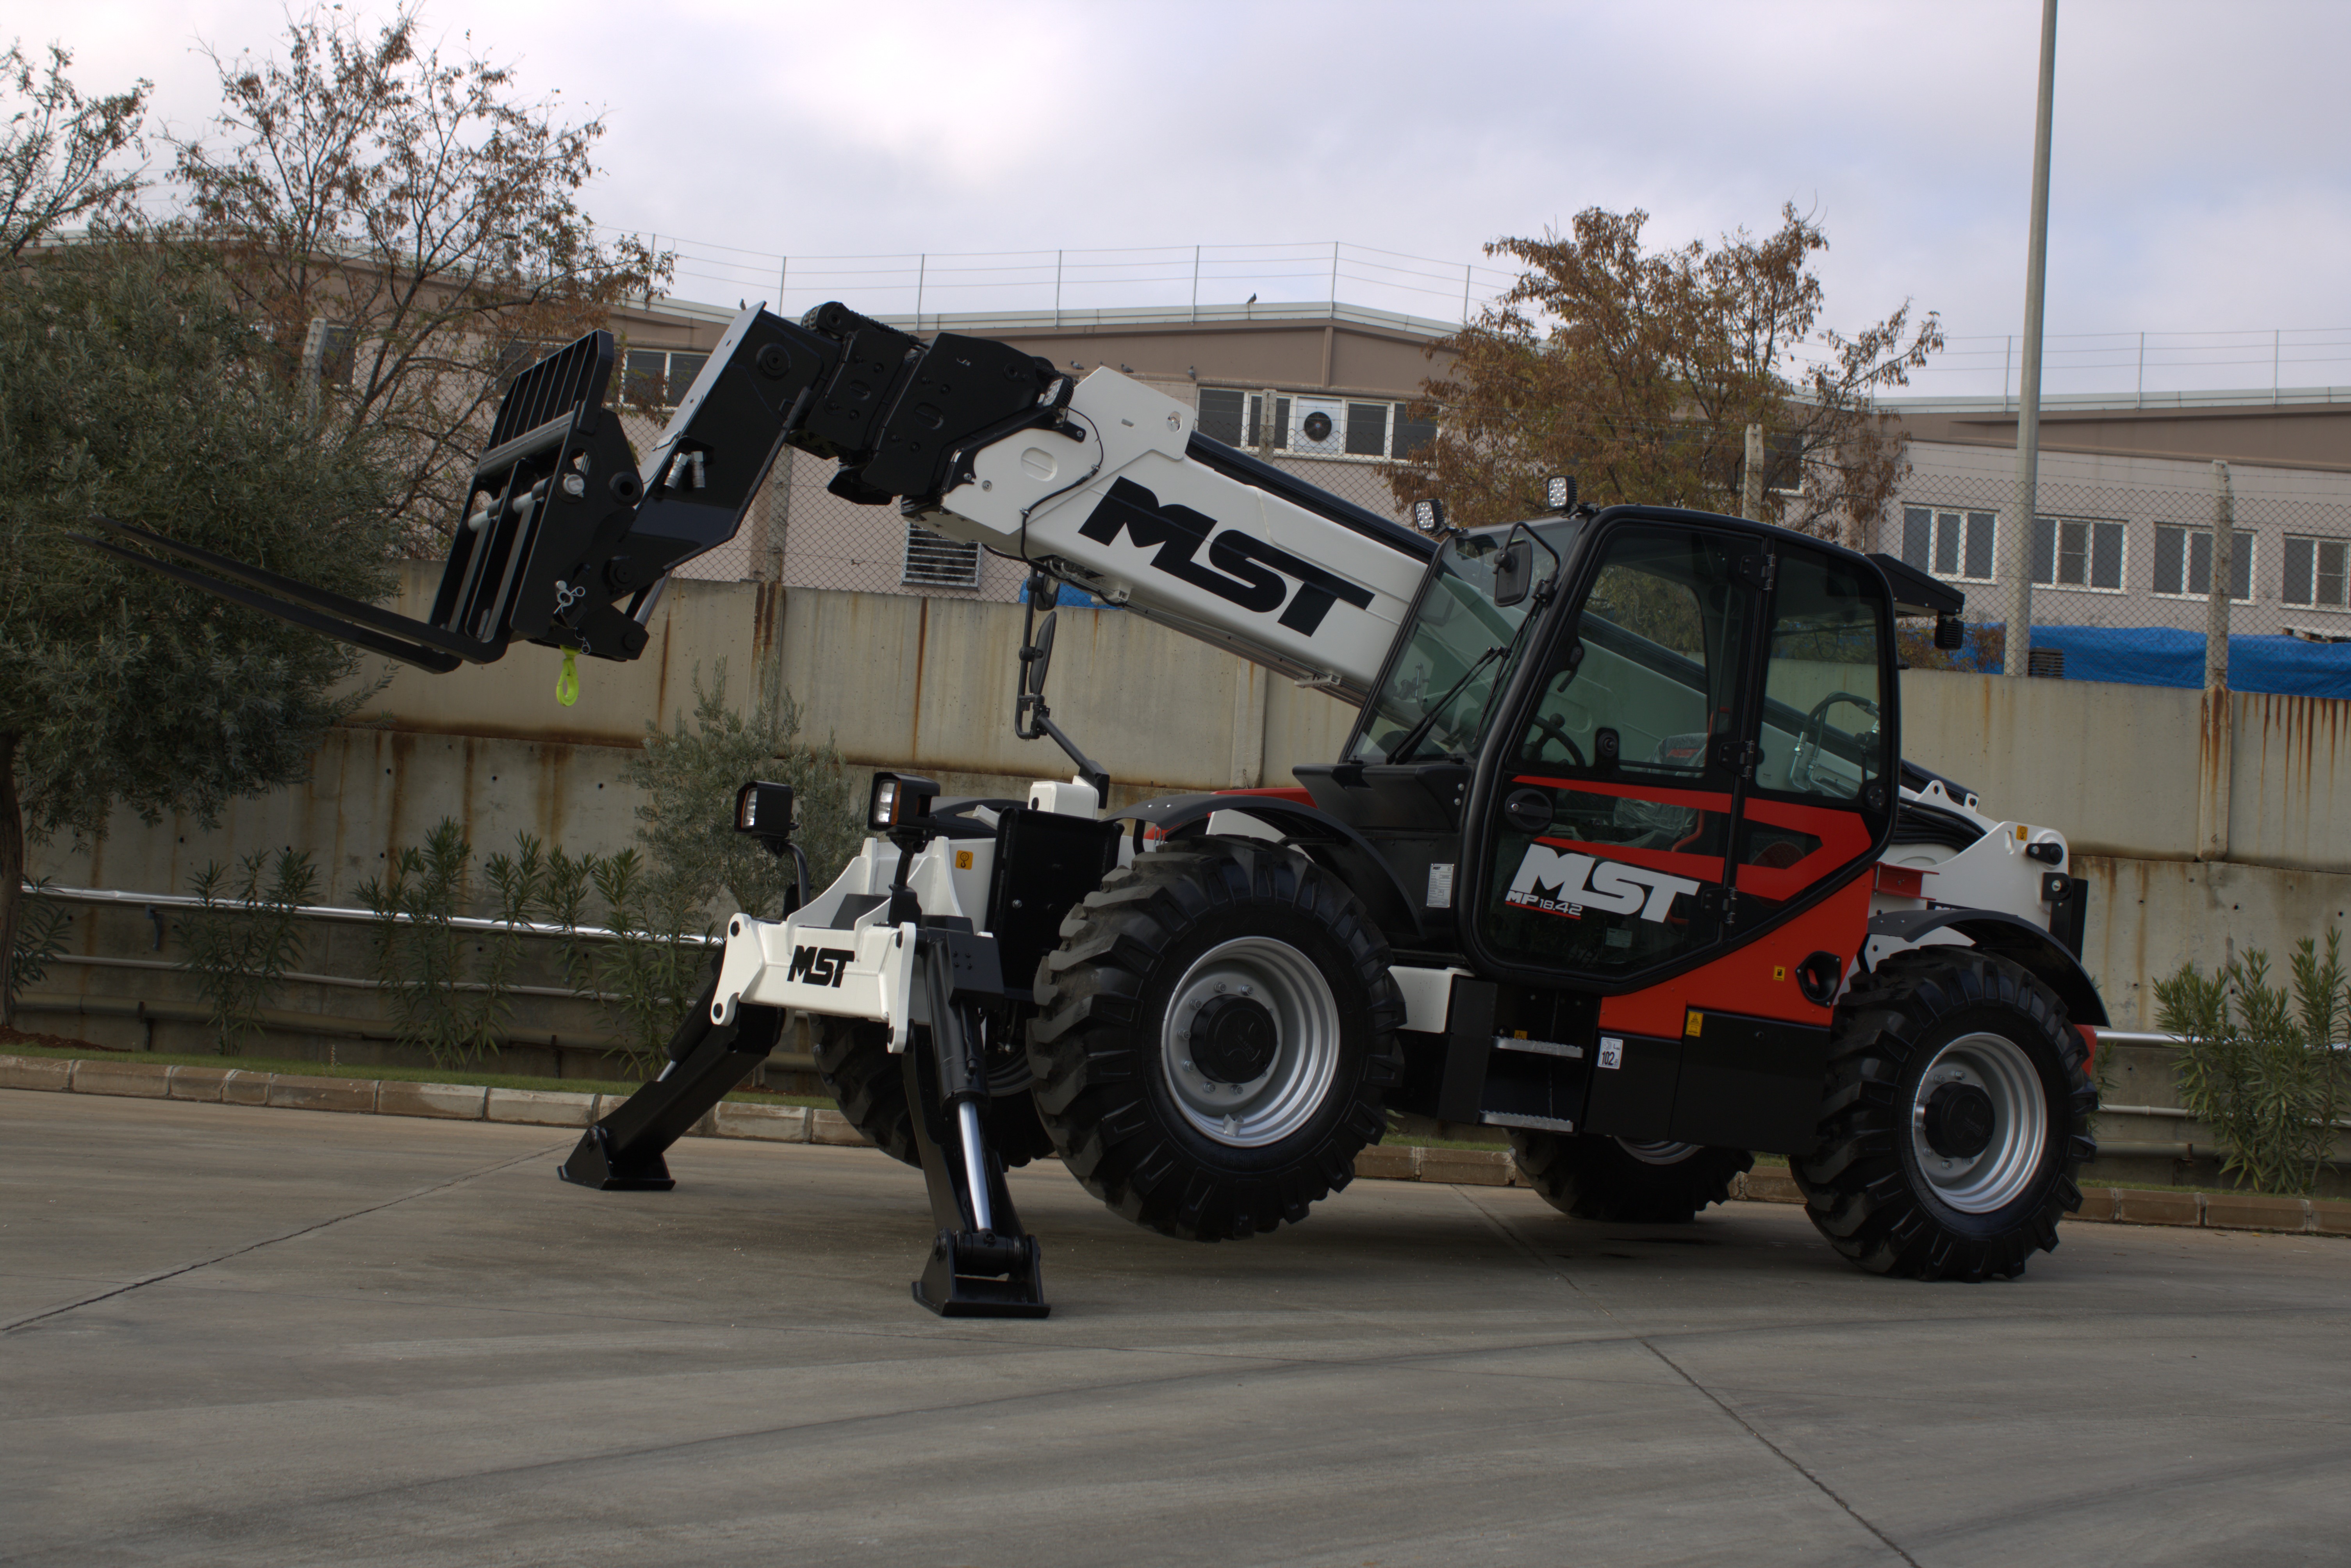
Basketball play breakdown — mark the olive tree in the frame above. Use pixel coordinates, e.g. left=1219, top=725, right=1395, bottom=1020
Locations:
left=0, top=232, right=403, bottom=1020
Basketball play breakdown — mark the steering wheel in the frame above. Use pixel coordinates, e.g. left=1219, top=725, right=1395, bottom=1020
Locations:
left=1521, top=707, right=1587, bottom=766
left=1788, top=690, right=1880, bottom=794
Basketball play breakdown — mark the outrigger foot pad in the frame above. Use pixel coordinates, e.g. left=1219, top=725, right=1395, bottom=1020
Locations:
left=913, top=1229, right=1050, bottom=1318
left=558, top=1124, right=677, bottom=1191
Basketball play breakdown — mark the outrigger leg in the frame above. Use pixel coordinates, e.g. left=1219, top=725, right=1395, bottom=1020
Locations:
left=559, top=934, right=1049, bottom=1318
left=906, top=928, right=1049, bottom=1318
left=558, top=964, right=781, bottom=1190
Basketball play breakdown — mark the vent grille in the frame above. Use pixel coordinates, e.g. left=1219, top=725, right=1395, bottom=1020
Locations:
left=903, top=520, right=981, bottom=589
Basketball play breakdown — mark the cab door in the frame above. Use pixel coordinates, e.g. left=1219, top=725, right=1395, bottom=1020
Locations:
left=1464, top=519, right=1765, bottom=989
left=1457, top=520, right=1897, bottom=1153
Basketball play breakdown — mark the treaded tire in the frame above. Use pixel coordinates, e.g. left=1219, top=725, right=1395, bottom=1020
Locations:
left=810, top=1016, right=1056, bottom=1170
left=1507, top=1133, right=1753, bottom=1222
left=1026, top=837, right=1405, bottom=1242
left=1793, top=948, right=2096, bottom=1282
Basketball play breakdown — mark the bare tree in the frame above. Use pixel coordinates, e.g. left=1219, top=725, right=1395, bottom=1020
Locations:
left=1393, top=205, right=1941, bottom=549
left=0, top=41, right=150, bottom=257
left=171, top=5, right=670, bottom=548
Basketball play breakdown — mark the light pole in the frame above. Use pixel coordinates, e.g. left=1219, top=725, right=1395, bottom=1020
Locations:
left=2003, top=0, right=2058, bottom=677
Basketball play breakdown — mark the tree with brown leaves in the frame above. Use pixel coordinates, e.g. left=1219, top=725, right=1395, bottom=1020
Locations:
left=1392, top=205, right=1941, bottom=550
left=171, top=5, right=669, bottom=550
left=0, top=41, right=149, bottom=259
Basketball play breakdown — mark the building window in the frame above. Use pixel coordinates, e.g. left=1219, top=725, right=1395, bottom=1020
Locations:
left=2152, top=524, right=2253, bottom=601
left=1197, top=388, right=1245, bottom=445
left=1391, top=407, right=1436, bottom=460
left=2032, top=516, right=2124, bottom=591
left=903, top=519, right=980, bottom=589
left=1901, top=507, right=1997, bottom=582
left=304, top=319, right=356, bottom=388
left=493, top=338, right=551, bottom=388
left=623, top=348, right=710, bottom=408
left=1196, top=390, right=1435, bottom=462
left=2283, top=535, right=2349, bottom=609
left=1245, top=393, right=1291, bottom=450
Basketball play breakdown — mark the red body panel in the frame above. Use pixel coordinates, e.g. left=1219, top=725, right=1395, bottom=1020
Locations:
left=1597, top=876, right=1872, bottom=1035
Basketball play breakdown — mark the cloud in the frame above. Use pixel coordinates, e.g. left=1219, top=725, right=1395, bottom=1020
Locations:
left=50, top=0, right=2351, bottom=392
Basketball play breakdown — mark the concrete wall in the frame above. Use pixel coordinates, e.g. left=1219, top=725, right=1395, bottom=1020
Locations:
left=30, top=579, right=2351, bottom=1042
left=1898, top=668, right=2351, bottom=872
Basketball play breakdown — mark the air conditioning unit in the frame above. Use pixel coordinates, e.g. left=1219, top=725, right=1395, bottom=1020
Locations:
left=1290, top=396, right=1347, bottom=458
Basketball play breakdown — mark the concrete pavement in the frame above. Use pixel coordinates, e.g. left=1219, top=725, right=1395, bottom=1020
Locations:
left=4, top=1092, right=2347, bottom=1567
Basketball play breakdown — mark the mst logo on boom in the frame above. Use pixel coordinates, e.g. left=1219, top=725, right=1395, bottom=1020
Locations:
left=788, top=946, right=856, bottom=988
left=1506, top=842, right=1702, bottom=923
left=1077, top=477, right=1375, bottom=636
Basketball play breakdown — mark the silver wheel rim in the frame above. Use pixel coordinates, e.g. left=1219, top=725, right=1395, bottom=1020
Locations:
left=1160, top=936, right=1341, bottom=1148
left=1910, top=1031, right=2048, bottom=1214
left=1618, top=1140, right=1701, bottom=1167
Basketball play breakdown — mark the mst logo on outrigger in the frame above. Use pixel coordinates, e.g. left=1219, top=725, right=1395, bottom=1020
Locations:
left=1506, top=843, right=1702, bottom=923
left=787, top=946, right=856, bottom=987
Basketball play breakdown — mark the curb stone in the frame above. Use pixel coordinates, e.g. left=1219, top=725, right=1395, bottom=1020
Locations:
left=5, top=1054, right=2347, bottom=1234
left=4, top=1051, right=871, bottom=1150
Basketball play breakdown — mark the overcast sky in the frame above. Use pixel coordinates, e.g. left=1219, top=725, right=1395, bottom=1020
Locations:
left=54, top=0, right=2351, bottom=397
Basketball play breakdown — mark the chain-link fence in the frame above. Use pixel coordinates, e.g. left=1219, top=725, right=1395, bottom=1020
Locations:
left=546, top=374, right=2351, bottom=703
left=1883, top=463, right=2351, bottom=696
left=724, top=400, right=1422, bottom=604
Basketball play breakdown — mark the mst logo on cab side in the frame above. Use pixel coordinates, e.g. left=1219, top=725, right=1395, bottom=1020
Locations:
left=1077, top=477, right=1375, bottom=636
left=1505, top=843, right=1702, bottom=923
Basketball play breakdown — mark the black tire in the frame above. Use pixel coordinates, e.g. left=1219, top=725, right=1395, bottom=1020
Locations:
left=810, top=1015, right=1057, bottom=1170
left=1026, top=837, right=1405, bottom=1242
left=1793, top=948, right=2096, bottom=1282
left=1507, top=1133, right=1752, bottom=1222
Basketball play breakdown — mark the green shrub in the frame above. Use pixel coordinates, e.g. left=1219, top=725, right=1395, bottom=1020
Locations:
left=574, top=847, right=713, bottom=1074
left=9, top=877, right=73, bottom=1008
left=176, top=849, right=315, bottom=1054
left=357, top=820, right=544, bottom=1069
left=2155, top=930, right=2351, bottom=1196
left=626, top=659, right=860, bottom=920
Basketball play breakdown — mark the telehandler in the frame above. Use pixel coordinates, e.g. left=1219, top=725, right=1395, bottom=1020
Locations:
left=93, top=301, right=2103, bottom=1315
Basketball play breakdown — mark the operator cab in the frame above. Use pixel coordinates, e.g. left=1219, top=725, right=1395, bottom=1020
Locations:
left=1298, top=506, right=1898, bottom=988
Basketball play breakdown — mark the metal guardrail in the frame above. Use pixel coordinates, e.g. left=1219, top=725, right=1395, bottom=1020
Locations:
left=24, top=882, right=723, bottom=946
left=46, top=951, right=621, bottom=1004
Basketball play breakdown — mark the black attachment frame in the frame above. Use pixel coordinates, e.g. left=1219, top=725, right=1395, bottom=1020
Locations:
left=84, top=301, right=1077, bottom=674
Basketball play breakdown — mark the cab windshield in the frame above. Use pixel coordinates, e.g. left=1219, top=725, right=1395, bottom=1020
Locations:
left=1348, top=519, right=1582, bottom=764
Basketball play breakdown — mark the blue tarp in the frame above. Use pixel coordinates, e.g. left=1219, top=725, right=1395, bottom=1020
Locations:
left=1016, top=580, right=1105, bottom=608
left=2015, top=625, right=2351, bottom=698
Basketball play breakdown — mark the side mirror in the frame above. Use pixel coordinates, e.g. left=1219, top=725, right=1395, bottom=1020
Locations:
left=1023, top=609, right=1058, bottom=696
left=1491, top=541, right=1533, bottom=607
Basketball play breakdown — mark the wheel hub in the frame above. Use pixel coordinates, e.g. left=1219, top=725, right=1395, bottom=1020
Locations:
left=1907, top=1031, right=2050, bottom=1214
left=1188, top=993, right=1279, bottom=1083
left=1161, top=936, right=1343, bottom=1149
left=1921, top=1081, right=1996, bottom=1158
